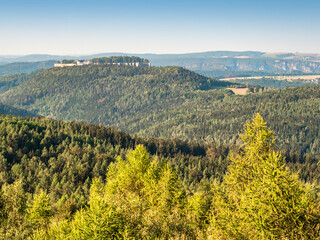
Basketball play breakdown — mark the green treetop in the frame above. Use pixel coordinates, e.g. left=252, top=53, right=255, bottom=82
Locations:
left=208, top=113, right=320, bottom=239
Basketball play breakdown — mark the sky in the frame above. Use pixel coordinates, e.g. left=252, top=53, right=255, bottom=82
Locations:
left=0, top=0, right=320, bottom=55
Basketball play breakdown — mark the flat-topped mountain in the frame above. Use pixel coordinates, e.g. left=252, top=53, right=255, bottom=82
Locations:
left=54, top=56, right=151, bottom=67
left=2, top=52, right=320, bottom=77
left=1, top=58, right=320, bottom=155
left=0, top=61, right=235, bottom=127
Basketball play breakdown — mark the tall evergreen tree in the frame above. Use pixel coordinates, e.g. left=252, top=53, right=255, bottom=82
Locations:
left=208, top=114, right=320, bottom=239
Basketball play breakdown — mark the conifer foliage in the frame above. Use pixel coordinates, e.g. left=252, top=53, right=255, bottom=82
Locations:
left=208, top=114, right=320, bottom=239
left=40, top=145, right=195, bottom=239
left=0, top=114, right=319, bottom=239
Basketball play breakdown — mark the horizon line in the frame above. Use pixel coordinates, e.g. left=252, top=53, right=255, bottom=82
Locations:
left=1, top=50, right=320, bottom=58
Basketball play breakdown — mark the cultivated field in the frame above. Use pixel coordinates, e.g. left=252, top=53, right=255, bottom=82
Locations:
left=221, top=75, right=320, bottom=81
left=228, top=88, right=249, bottom=95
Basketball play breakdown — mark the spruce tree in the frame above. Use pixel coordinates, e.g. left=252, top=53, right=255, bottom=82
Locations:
left=208, top=114, right=320, bottom=239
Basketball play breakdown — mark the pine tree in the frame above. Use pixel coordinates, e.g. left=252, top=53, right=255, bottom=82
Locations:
left=104, top=145, right=190, bottom=238
left=27, top=190, right=53, bottom=230
left=208, top=114, right=320, bottom=239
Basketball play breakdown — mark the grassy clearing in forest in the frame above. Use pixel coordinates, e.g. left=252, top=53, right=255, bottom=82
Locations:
left=228, top=87, right=249, bottom=95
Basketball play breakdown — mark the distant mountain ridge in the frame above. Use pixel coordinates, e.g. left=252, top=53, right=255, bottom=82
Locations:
left=1, top=51, right=320, bottom=63
left=0, top=60, right=57, bottom=76
left=1, top=51, right=320, bottom=76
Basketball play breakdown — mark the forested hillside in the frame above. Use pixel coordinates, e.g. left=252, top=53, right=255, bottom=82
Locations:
left=0, top=72, right=37, bottom=93
left=0, top=114, right=228, bottom=206
left=0, top=114, right=318, bottom=239
left=0, top=63, right=235, bottom=127
left=0, top=61, right=56, bottom=76
left=131, top=85, right=320, bottom=155
left=1, top=63, right=320, bottom=155
left=0, top=103, right=37, bottom=117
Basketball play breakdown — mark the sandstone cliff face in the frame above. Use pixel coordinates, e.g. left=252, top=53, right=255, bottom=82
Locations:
left=182, top=58, right=320, bottom=73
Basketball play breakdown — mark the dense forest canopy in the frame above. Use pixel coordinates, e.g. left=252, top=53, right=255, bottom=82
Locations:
left=0, top=63, right=319, bottom=156
left=0, top=64, right=234, bottom=126
left=0, top=103, right=37, bottom=117
left=0, top=72, right=38, bottom=93
left=59, top=56, right=150, bottom=65
left=0, top=114, right=318, bottom=239
left=61, top=59, right=76, bottom=64
left=0, top=61, right=56, bottom=76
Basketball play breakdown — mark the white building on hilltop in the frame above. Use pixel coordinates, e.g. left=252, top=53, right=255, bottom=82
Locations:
left=54, top=60, right=93, bottom=67
left=54, top=58, right=151, bottom=68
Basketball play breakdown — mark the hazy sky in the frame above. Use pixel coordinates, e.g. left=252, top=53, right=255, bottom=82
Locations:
left=1, top=0, right=320, bottom=55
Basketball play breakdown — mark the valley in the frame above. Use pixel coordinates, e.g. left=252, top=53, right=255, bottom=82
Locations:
left=2, top=0, right=320, bottom=238
left=0, top=57, right=319, bottom=156
left=0, top=56, right=319, bottom=239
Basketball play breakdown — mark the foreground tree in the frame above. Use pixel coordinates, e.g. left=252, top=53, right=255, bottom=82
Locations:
left=0, top=180, right=30, bottom=239
left=38, top=145, right=196, bottom=239
left=26, top=190, right=54, bottom=234
left=102, top=144, right=191, bottom=238
left=208, top=114, right=320, bottom=239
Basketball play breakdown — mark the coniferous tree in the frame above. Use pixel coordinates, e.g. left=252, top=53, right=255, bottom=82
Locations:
left=208, top=114, right=320, bottom=239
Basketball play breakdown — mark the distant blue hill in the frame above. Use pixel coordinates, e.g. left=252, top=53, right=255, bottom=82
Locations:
left=1, top=51, right=320, bottom=76
left=0, top=60, right=57, bottom=76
